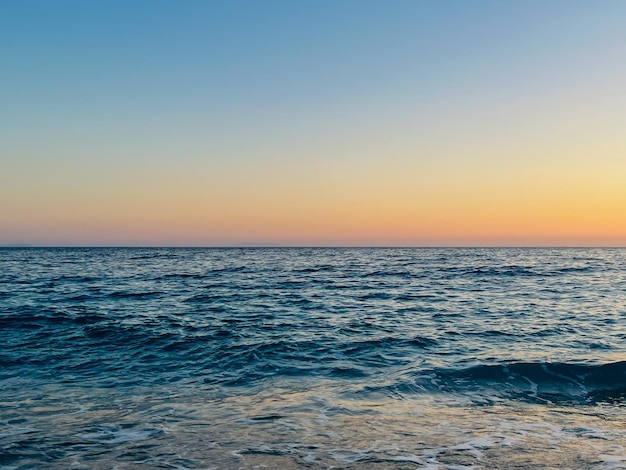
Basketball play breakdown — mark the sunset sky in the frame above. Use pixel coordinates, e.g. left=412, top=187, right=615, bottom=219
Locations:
left=1, top=1, right=625, bottom=246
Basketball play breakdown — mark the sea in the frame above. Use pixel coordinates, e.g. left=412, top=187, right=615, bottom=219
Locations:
left=1, top=247, right=626, bottom=469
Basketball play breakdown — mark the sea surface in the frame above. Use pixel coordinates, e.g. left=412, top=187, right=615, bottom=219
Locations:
left=1, top=247, right=626, bottom=469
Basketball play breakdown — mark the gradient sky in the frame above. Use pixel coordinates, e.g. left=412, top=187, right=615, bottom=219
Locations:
left=1, top=1, right=625, bottom=246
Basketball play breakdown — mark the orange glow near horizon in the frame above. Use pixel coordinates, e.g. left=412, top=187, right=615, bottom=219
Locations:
left=3, top=123, right=625, bottom=246
left=3, top=159, right=624, bottom=246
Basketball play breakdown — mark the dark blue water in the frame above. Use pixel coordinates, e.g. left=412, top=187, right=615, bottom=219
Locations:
left=1, top=248, right=626, bottom=469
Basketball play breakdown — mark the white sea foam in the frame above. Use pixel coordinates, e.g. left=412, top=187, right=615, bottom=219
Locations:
left=328, top=448, right=369, bottom=463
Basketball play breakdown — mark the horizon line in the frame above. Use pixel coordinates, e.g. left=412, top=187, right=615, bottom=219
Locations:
left=1, top=245, right=625, bottom=249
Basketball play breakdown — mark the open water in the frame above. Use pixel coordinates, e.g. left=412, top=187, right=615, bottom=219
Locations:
left=1, top=247, right=626, bottom=469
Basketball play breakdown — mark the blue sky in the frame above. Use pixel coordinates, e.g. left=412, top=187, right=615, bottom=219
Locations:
left=1, top=1, right=625, bottom=246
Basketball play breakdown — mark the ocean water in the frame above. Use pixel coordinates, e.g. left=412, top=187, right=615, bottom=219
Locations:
left=1, top=247, right=626, bottom=469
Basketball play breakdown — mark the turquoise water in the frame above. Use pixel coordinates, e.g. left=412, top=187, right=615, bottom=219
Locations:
left=1, top=248, right=626, bottom=469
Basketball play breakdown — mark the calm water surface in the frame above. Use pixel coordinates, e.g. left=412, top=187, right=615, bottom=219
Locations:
left=1, top=248, right=626, bottom=469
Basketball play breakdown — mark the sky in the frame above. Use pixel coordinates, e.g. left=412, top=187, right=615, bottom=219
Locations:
left=1, top=0, right=625, bottom=247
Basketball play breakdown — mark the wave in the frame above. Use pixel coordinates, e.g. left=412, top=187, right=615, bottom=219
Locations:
left=438, top=264, right=596, bottom=279
left=107, top=291, right=164, bottom=299
left=154, top=273, right=209, bottom=280
left=440, top=265, right=540, bottom=278
left=362, top=361, right=626, bottom=404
